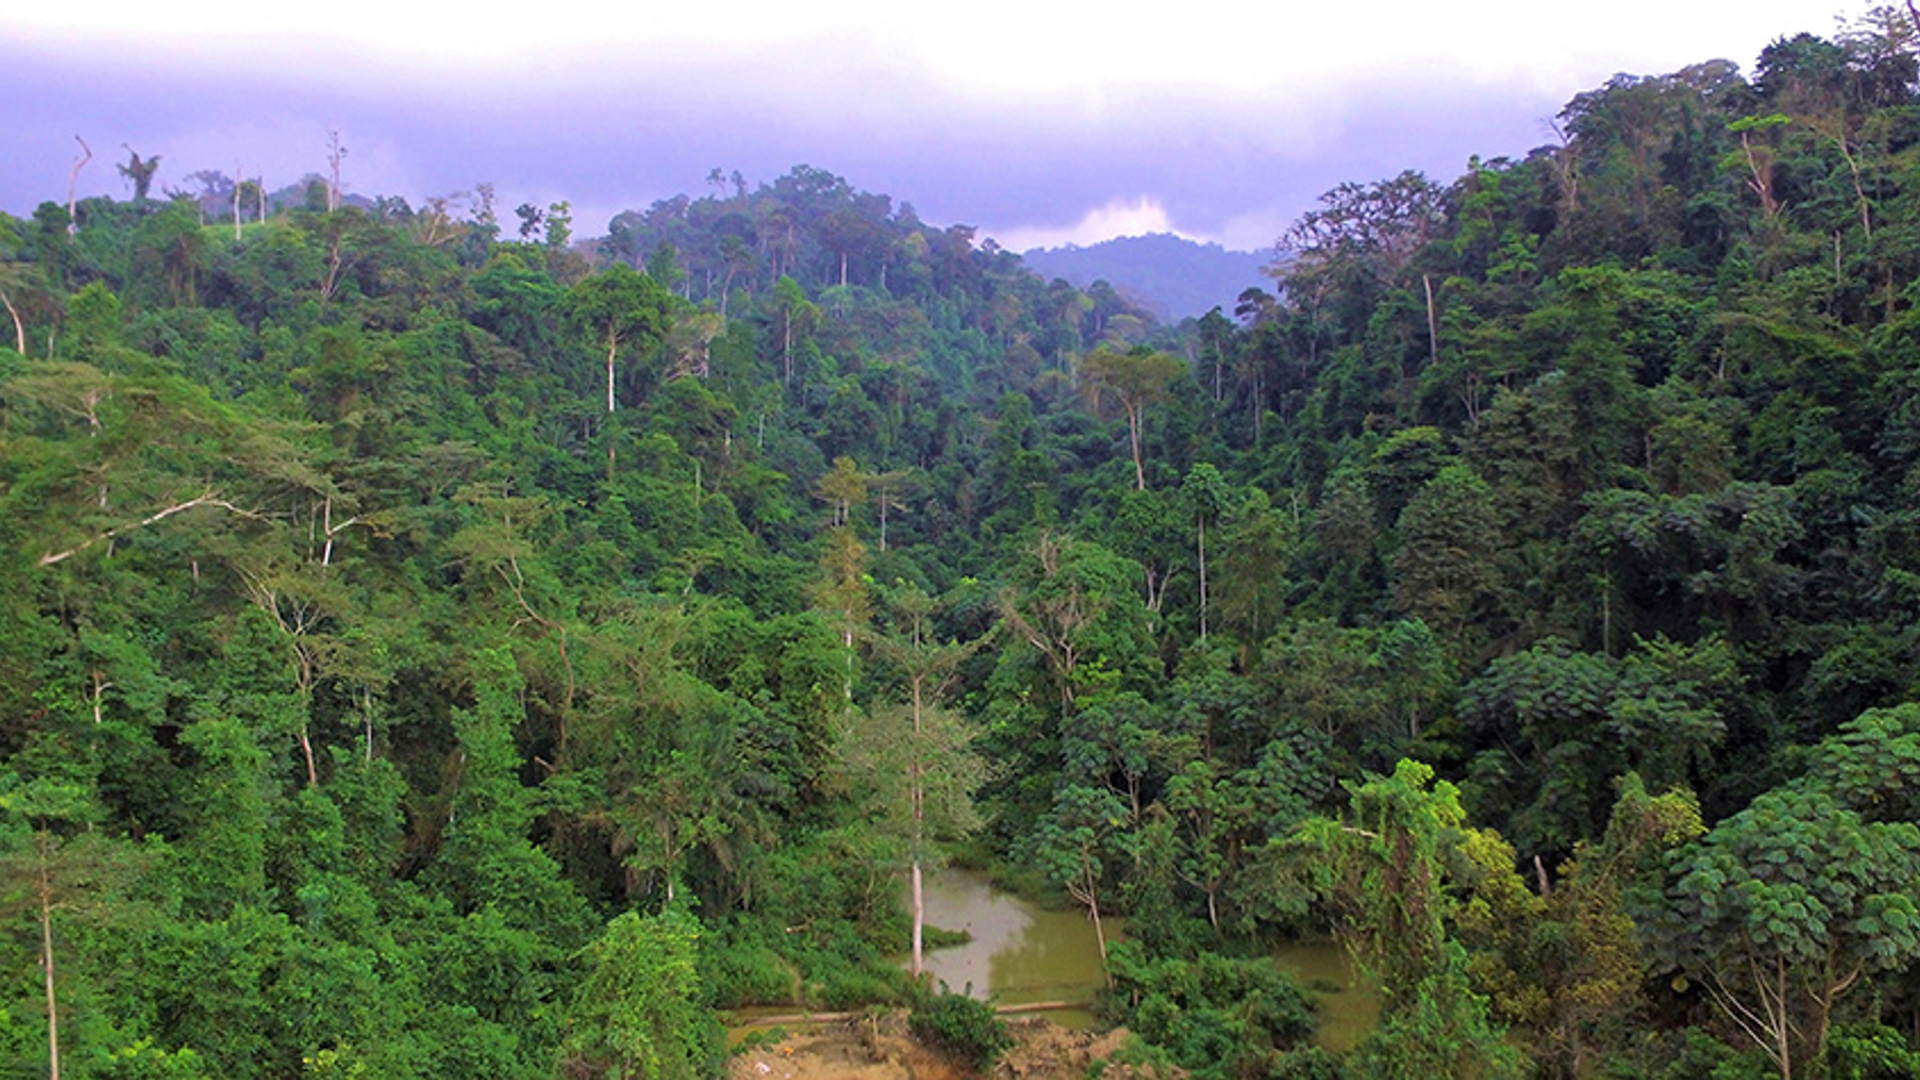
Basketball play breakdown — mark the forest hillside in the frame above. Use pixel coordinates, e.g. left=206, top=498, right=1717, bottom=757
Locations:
left=5, top=12, right=1920, bottom=1079
left=1018, top=233, right=1268, bottom=321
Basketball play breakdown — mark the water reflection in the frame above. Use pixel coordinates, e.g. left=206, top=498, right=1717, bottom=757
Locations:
left=908, top=869, right=1378, bottom=1047
left=910, top=869, right=1114, bottom=1026
left=1273, top=941, right=1380, bottom=1053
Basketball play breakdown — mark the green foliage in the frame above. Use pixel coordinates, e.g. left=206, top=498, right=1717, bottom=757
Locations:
left=1389, top=463, right=1502, bottom=641
left=909, top=990, right=1012, bottom=1071
left=1105, top=942, right=1319, bottom=1079
left=560, top=910, right=721, bottom=1080
left=15, top=39, right=1920, bottom=1076
left=1827, top=1023, right=1920, bottom=1079
left=1461, top=636, right=1734, bottom=855
left=1347, top=944, right=1527, bottom=1079
left=98, top=1038, right=210, bottom=1079
left=1650, top=706, right=1920, bottom=1077
left=1289, top=760, right=1465, bottom=991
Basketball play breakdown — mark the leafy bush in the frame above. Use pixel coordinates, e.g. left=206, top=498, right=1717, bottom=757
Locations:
left=909, top=989, right=1012, bottom=1071
left=703, top=935, right=796, bottom=1008
left=558, top=911, right=723, bottom=1080
left=1104, top=942, right=1319, bottom=1080
left=1826, top=1023, right=1920, bottom=1080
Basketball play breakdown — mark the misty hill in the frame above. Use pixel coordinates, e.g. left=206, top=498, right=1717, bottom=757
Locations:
left=1019, top=232, right=1268, bottom=322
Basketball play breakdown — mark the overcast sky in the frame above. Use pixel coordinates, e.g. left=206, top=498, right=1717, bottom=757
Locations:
left=2, top=1, right=1870, bottom=253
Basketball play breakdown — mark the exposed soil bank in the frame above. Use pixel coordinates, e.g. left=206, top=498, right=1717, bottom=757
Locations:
left=727, top=1012, right=1176, bottom=1079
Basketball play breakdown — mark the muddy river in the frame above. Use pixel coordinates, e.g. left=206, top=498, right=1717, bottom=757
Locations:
left=912, top=868, right=1378, bottom=1046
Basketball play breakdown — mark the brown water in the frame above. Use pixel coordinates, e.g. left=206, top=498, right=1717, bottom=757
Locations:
left=914, top=870, right=1379, bottom=1048
left=1273, top=940, right=1380, bottom=1053
left=911, top=868, right=1115, bottom=1028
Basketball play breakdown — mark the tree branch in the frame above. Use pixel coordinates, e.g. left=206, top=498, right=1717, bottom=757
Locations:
left=38, top=493, right=258, bottom=566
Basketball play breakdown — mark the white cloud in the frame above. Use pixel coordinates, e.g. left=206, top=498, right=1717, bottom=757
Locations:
left=7, top=0, right=1879, bottom=245
left=988, top=195, right=1202, bottom=252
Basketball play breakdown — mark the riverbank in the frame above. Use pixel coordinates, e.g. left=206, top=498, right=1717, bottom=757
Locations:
left=726, top=1011, right=1175, bottom=1080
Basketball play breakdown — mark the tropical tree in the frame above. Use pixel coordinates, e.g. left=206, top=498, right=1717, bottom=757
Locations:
left=1077, top=344, right=1185, bottom=489
left=1284, top=760, right=1528, bottom=1076
left=859, top=586, right=986, bottom=976
left=561, top=264, right=673, bottom=415
left=1649, top=706, right=1920, bottom=1079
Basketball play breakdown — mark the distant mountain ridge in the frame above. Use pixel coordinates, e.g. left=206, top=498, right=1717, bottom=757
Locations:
left=1019, top=232, right=1269, bottom=323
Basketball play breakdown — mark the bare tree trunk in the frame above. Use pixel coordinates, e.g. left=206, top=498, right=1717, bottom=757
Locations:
left=321, top=231, right=343, bottom=304
left=299, top=728, right=318, bottom=789
left=1084, top=857, right=1110, bottom=987
left=910, top=859, right=925, bottom=979
left=66, top=137, right=92, bottom=237
left=783, top=310, right=794, bottom=385
left=1836, top=138, right=1871, bottom=239
left=909, top=674, right=927, bottom=977
left=325, top=130, right=346, bottom=213
left=38, top=834, right=60, bottom=1080
left=1423, top=274, right=1440, bottom=370
left=1127, top=407, right=1145, bottom=490
left=1197, top=516, right=1208, bottom=640
left=3, top=291, right=23, bottom=355
left=1739, top=132, right=1783, bottom=220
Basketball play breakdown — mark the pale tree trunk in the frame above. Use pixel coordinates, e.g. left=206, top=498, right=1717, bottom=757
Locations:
left=89, top=671, right=110, bottom=726
left=1423, top=274, right=1440, bottom=370
left=38, top=834, right=60, bottom=1080
left=1253, top=366, right=1263, bottom=443
left=783, top=310, right=795, bottom=385
left=325, top=130, right=345, bottom=213
left=318, top=494, right=362, bottom=568
left=1126, top=406, right=1145, bottom=490
left=1739, top=132, right=1783, bottom=220
left=3, top=291, right=24, bottom=355
left=606, top=331, right=619, bottom=473
left=909, top=676, right=926, bottom=978
left=1197, top=516, right=1208, bottom=640
left=1083, top=856, right=1110, bottom=986
left=67, top=137, right=91, bottom=238
left=910, top=860, right=925, bottom=979
left=321, top=232, right=343, bottom=304
left=298, top=724, right=318, bottom=789
left=294, top=639, right=320, bottom=788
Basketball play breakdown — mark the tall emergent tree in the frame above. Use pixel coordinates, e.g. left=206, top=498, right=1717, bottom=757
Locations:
left=861, top=586, right=985, bottom=978
left=563, top=264, right=673, bottom=416
left=1078, top=344, right=1185, bottom=490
